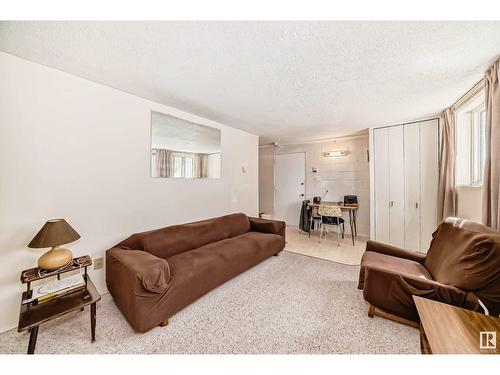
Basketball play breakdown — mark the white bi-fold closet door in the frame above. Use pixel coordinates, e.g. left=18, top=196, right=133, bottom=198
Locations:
left=373, top=119, right=439, bottom=252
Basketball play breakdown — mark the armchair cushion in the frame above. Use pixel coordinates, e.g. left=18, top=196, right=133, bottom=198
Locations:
left=358, top=250, right=432, bottom=290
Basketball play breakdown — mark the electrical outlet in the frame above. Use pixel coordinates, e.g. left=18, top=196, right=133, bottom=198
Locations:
left=93, top=257, right=103, bottom=270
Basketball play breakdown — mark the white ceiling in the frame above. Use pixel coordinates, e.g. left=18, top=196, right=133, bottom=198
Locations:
left=1, top=21, right=499, bottom=144
left=151, top=111, right=221, bottom=154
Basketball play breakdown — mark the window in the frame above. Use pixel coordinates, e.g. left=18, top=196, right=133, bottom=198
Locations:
left=173, top=154, right=194, bottom=178
left=456, top=96, right=486, bottom=187
left=471, top=108, right=486, bottom=185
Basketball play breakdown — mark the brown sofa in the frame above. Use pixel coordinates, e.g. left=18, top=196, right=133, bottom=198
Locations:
left=106, top=213, right=285, bottom=333
left=358, top=217, right=500, bottom=325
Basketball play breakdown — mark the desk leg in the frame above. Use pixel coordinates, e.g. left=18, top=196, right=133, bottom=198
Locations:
left=90, top=303, right=96, bottom=342
left=353, top=210, right=357, bottom=236
left=27, top=326, right=38, bottom=354
left=349, top=210, right=355, bottom=246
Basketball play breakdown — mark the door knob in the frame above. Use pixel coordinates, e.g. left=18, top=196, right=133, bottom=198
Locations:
left=389, top=201, right=394, bottom=207
left=300, top=194, right=305, bottom=197
left=415, top=202, right=419, bottom=208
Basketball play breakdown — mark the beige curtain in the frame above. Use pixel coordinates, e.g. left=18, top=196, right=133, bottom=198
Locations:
left=482, top=59, right=500, bottom=229
left=437, top=108, right=457, bottom=222
left=195, top=153, right=209, bottom=178
left=152, top=149, right=173, bottom=178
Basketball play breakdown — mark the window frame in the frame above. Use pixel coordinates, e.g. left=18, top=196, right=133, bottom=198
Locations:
left=455, top=96, right=486, bottom=188
left=172, top=152, right=195, bottom=179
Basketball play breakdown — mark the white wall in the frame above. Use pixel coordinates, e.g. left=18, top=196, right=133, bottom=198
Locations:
left=457, top=186, right=483, bottom=223
left=207, top=153, right=221, bottom=178
left=0, top=52, right=259, bottom=333
left=259, top=135, right=370, bottom=236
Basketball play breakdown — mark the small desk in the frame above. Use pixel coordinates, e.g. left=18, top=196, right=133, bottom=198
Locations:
left=413, top=296, right=500, bottom=354
left=18, top=256, right=101, bottom=354
left=307, top=202, right=359, bottom=245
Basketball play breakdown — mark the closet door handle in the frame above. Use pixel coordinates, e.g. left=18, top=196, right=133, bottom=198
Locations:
left=389, top=201, right=394, bottom=208
left=415, top=202, right=419, bottom=209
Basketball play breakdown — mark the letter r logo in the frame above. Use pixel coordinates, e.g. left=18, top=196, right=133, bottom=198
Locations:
left=480, top=331, right=496, bottom=350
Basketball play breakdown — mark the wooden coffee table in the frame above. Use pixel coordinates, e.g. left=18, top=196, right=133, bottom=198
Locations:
left=413, top=295, right=500, bottom=354
left=18, top=256, right=101, bottom=354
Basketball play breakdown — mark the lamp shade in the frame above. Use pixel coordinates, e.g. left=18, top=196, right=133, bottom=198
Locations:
left=28, top=219, right=80, bottom=248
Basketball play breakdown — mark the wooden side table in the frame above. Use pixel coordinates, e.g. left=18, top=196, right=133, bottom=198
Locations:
left=413, top=295, right=500, bottom=354
left=18, top=256, right=101, bottom=354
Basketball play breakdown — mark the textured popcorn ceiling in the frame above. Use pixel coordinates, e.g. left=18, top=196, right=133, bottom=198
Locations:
left=1, top=21, right=499, bottom=144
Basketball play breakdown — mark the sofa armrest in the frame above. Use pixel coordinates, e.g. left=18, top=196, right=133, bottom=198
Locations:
left=249, top=217, right=286, bottom=236
left=365, top=240, right=427, bottom=264
left=106, top=248, right=171, bottom=295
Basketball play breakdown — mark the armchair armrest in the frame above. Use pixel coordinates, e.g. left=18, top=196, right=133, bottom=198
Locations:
left=365, top=240, right=427, bottom=264
left=106, top=248, right=171, bottom=295
left=364, top=266, right=481, bottom=313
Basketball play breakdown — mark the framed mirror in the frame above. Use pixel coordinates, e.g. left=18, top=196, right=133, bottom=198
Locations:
left=151, top=111, right=221, bottom=179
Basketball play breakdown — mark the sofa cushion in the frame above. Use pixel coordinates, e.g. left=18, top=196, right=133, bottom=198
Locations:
left=116, top=213, right=251, bottom=259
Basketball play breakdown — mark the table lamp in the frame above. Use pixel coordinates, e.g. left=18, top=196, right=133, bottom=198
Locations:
left=28, top=219, right=80, bottom=270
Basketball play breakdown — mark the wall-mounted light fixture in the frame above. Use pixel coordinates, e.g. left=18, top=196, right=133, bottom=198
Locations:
left=323, top=150, right=349, bottom=158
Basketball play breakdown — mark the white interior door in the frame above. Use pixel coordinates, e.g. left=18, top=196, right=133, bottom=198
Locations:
left=404, top=123, right=421, bottom=251
left=373, top=128, right=390, bottom=243
left=388, top=125, right=405, bottom=248
left=274, top=153, right=305, bottom=226
left=419, top=119, right=439, bottom=252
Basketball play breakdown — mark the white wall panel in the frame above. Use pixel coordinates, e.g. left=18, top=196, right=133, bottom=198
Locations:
left=388, top=126, right=405, bottom=248
left=419, top=119, right=439, bottom=252
left=404, top=123, right=421, bottom=251
left=373, top=128, right=390, bottom=243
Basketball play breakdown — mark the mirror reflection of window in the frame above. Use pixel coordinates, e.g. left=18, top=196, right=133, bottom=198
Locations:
left=151, top=111, right=221, bottom=179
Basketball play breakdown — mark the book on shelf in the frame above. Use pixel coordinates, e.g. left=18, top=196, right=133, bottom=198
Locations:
left=23, top=274, right=86, bottom=305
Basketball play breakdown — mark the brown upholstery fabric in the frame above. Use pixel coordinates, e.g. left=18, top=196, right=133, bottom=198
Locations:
left=424, top=218, right=500, bottom=315
left=106, top=213, right=285, bottom=333
left=358, top=218, right=500, bottom=322
left=116, top=213, right=251, bottom=259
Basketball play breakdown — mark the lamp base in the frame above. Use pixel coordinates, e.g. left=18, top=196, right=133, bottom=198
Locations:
left=37, top=246, right=73, bottom=270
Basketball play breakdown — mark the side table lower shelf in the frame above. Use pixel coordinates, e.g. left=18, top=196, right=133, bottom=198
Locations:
left=18, top=275, right=101, bottom=354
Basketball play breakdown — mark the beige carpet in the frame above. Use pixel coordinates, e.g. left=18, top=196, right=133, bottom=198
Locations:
left=0, top=252, right=418, bottom=354
left=285, top=226, right=367, bottom=265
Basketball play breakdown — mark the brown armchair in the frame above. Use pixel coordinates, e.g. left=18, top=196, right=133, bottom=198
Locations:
left=358, top=218, right=500, bottom=326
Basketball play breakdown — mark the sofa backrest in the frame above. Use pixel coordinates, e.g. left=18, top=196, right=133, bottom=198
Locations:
left=424, top=218, right=500, bottom=307
left=117, top=213, right=251, bottom=259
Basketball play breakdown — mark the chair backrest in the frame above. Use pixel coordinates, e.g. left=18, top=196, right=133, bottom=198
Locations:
left=424, top=217, right=500, bottom=315
left=318, top=205, right=342, bottom=217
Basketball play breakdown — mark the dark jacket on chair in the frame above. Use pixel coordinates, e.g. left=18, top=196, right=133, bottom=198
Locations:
left=299, top=200, right=310, bottom=233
